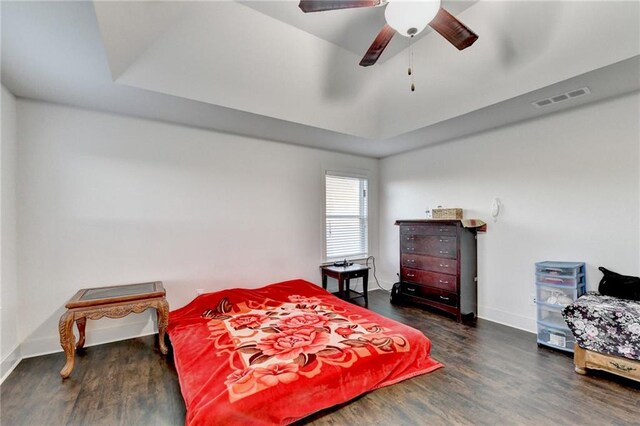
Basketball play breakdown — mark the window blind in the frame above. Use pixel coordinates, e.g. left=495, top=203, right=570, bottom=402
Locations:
left=325, top=173, right=368, bottom=260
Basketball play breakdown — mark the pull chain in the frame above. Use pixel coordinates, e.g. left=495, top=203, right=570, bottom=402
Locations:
left=408, top=44, right=415, bottom=92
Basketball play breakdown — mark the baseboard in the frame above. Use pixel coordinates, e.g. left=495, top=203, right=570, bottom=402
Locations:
left=1, top=344, right=22, bottom=384
left=366, top=284, right=536, bottom=332
left=478, top=305, right=536, bottom=333
left=20, top=320, right=157, bottom=359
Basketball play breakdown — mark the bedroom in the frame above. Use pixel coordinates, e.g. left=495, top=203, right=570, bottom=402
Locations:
left=1, top=0, right=639, bottom=424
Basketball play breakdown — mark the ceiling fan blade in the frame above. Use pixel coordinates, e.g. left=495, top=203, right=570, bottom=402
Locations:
left=299, top=0, right=381, bottom=13
left=429, top=8, right=478, bottom=50
left=359, top=24, right=396, bottom=67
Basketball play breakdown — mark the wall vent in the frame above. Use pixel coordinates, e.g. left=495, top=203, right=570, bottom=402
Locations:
left=532, top=87, right=591, bottom=108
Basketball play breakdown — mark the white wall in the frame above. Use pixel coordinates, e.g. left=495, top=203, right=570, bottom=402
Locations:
left=10, top=91, right=640, bottom=361
left=16, top=100, right=379, bottom=357
left=1, top=85, right=20, bottom=378
left=379, top=92, right=640, bottom=332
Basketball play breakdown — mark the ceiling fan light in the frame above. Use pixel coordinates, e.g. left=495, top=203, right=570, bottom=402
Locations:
left=384, top=0, right=441, bottom=37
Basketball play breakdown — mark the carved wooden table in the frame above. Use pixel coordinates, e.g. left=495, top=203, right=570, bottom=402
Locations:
left=58, top=281, right=169, bottom=379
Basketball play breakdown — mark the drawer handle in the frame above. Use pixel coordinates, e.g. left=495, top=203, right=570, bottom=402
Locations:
left=408, top=259, right=416, bottom=263
left=406, top=287, right=416, bottom=292
left=439, top=250, right=449, bottom=254
left=439, top=239, right=450, bottom=243
left=439, top=264, right=448, bottom=268
left=439, top=296, right=450, bottom=300
left=406, top=236, right=415, bottom=240
left=439, top=280, right=449, bottom=284
left=407, top=273, right=415, bottom=277
left=439, top=228, right=447, bottom=232
left=406, top=247, right=415, bottom=251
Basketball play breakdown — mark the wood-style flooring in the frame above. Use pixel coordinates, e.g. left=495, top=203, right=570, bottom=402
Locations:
left=2, top=290, right=638, bottom=425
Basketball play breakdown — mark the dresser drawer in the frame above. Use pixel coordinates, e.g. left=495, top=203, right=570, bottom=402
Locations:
left=401, top=267, right=457, bottom=292
left=401, top=283, right=458, bottom=307
left=400, top=224, right=457, bottom=236
left=401, top=254, right=457, bottom=274
left=401, top=235, right=456, bottom=259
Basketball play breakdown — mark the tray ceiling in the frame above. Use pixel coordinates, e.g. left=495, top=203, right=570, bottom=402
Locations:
left=2, top=1, right=639, bottom=158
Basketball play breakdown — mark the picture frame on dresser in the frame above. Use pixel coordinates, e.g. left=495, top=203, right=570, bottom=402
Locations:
left=392, top=220, right=478, bottom=322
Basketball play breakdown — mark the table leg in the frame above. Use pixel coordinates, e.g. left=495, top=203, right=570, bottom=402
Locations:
left=75, top=317, right=86, bottom=349
left=156, top=299, right=169, bottom=355
left=322, top=273, right=328, bottom=290
left=363, top=272, right=369, bottom=307
left=58, top=311, right=76, bottom=379
left=338, top=276, right=345, bottom=299
left=345, top=278, right=351, bottom=299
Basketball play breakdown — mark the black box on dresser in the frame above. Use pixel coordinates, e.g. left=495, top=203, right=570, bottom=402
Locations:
left=393, top=220, right=478, bottom=322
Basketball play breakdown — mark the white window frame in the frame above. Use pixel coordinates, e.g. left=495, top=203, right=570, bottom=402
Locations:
left=323, top=170, right=369, bottom=262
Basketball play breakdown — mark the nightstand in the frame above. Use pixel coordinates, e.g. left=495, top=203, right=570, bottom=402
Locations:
left=320, top=264, right=370, bottom=307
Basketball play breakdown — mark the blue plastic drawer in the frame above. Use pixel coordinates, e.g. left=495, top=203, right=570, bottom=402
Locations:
left=536, top=283, right=585, bottom=308
left=537, top=304, right=568, bottom=329
left=537, top=322, right=575, bottom=352
left=535, top=261, right=585, bottom=277
left=536, top=273, right=585, bottom=287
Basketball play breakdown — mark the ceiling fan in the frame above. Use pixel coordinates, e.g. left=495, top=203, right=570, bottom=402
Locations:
left=298, top=0, right=478, bottom=67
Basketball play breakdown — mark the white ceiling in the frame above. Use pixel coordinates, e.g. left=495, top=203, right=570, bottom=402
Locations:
left=238, top=1, right=477, bottom=63
left=1, top=1, right=639, bottom=158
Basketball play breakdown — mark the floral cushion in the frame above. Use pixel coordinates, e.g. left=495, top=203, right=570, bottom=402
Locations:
left=562, top=292, right=640, bottom=361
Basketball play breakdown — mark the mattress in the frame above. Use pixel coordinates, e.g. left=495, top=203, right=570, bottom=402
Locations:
left=167, top=279, right=442, bottom=425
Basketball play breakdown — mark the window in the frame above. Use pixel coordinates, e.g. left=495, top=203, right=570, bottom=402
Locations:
left=324, top=172, right=368, bottom=260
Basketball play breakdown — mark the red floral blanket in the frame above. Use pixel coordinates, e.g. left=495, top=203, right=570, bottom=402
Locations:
left=167, top=279, right=442, bottom=425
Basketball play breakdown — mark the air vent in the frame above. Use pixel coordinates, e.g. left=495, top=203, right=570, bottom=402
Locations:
left=532, top=87, right=591, bottom=109
left=568, top=88, right=588, bottom=98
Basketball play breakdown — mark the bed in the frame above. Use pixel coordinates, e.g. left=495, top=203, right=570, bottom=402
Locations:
left=167, top=279, right=442, bottom=425
left=562, top=292, right=640, bottom=383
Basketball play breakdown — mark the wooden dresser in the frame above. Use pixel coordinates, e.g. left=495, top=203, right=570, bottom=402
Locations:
left=393, top=220, right=478, bottom=322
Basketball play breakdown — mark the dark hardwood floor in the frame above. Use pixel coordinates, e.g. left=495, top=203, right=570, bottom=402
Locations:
left=2, top=290, right=638, bottom=425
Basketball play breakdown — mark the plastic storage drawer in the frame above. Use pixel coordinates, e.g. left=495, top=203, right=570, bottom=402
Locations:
left=536, top=283, right=586, bottom=308
left=536, top=273, right=585, bottom=287
left=535, top=261, right=585, bottom=277
left=537, top=322, right=575, bottom=352
left=537, top=304, right=568, bottom=329
left=534, top=261, right=585, bottom=354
